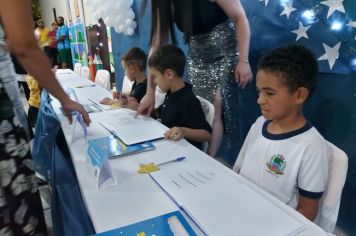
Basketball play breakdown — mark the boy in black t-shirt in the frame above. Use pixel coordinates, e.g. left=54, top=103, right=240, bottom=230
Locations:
left=102, top=47, right=147, bottom=109
left=149, top=45, right=212, bottom=149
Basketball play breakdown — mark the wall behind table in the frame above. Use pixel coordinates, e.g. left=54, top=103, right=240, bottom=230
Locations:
left=39, top=0, right=68, bottom=27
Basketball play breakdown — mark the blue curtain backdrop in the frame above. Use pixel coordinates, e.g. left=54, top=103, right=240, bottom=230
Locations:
left=111, top=0, right=355, bottom=234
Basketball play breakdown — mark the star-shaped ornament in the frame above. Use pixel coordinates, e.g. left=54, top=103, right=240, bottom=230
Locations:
left=280, top=2, right=297, bottom=19
left=346, top=21, right=356, bottom=28
left=292, top=22, right=311, bottom=41
left=318, top=42, right=341, bottom=70
left=321, top=0, right=345, bottom=18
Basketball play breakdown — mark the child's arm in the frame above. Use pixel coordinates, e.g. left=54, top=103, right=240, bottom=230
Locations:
left=121, top=96, right=140, bottom=111
left=164, top=127, right=211, bottom=142
left=296, top=196, right=320, bottom=221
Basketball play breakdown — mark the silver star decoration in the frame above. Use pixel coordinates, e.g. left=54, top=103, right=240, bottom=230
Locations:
left=321, top=0, right=345, bottom=18
left=259, top=0, right=269, bottom=7
left=292, top=22, right=311, bottom=41
left=318, top=42, right=341, bottom=70
left=346, top=21, right=356, bottom=28
left=280, top=2, right=297, bottom=19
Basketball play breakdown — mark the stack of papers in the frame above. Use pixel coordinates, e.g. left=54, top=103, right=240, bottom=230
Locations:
left=100, top=109, right=168, bottom=145
left=150, top=163, right=306, bottom=235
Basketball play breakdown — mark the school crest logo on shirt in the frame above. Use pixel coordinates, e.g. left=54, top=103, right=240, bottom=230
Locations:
left=266, top=154, right=286, bottom=176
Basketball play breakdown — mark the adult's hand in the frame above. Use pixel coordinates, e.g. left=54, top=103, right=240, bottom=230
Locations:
left=136, top=93, right=155, bottom=116
left=235, top=61, right=252, bottom=89
left=61, top=98, right=91, bottom=125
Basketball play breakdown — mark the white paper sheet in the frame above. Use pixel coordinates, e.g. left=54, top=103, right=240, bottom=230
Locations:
left=101, top=109, right=168, bottom=145
left=150, top=162, right=306, bottom=236
left=87, top=98, right=114, bottom=111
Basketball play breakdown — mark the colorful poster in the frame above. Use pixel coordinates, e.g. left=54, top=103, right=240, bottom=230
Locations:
left=70, top=23, right=88, bottom=66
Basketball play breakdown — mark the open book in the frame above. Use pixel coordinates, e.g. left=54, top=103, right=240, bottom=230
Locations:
left=149, top=162, right=306, bottom=235
left=87, top=136, right=155, bottom=159
left=100, top=109, right=168, bottom=145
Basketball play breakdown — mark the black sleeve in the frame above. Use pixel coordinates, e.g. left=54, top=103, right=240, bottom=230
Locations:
left=182, top=96, right=212, bottom=133
left=298, top=188, right=324, bottom=199
left=131, top=82, right=147, bottom=102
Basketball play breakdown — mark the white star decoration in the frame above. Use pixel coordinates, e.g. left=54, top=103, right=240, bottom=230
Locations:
left=321, top=0, right=345, bottom=19
left=259, top=0, right=269, bottom=7
left=346, top=21, right=356, bottom=28
left=280, top=2, right=297, bottom=19
left=292, top=22, right=311, bottom=41
left=318, top=42, right=341, bottom=70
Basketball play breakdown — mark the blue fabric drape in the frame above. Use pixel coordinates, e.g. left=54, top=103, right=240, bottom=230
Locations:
left=32, top=90, right=95, bottom=235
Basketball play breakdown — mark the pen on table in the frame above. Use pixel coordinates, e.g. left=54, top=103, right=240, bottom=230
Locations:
left=157, top=157, right=186, bottom=166
left=75, top=84, right=96, bottom=88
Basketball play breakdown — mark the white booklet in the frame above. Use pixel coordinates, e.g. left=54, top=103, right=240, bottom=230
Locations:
left=150, top=162, right=306, bottom=236
left=100, top=109, right=168, bottom=145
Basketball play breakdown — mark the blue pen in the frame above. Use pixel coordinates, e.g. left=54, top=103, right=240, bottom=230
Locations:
left=157, top=157, right=186, bottom=166
left=75, top=84, right=96, bottom=88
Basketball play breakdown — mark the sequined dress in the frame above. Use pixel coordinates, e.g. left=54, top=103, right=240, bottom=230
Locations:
left=187, top=20, right=241, bottom=156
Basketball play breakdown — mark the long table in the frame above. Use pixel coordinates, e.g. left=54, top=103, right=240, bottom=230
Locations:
left=44, top=70, right=328, bottom=235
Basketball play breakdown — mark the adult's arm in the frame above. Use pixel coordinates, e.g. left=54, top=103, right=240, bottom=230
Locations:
left=0, top=0, right=90, bottom=125
left=137, top=8, right=168, bottom=116
left=216, top=0, right=252, bottom=88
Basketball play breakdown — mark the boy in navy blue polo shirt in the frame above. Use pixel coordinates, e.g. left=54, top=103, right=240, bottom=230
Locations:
left=148, top=45, right=212, bottom=149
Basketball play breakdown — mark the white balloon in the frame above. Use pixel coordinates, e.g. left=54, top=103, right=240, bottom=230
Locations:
left=103, top=16, right=115, bottom=27
left=127, top=9, right=135, bottom=20
left=103, top=3, right=117, bottom=16
left=118, top=24, right=126, bottom=32
left=130, top=21, right=137, bottom=29
left=117, top=0, right=132, bottom=9
left=95, top=0, right=136, bottom=36
left=125, top=28, right=134, bottom=36
left=114, top=15, right=124, bottom=24
left=114, top=25, right=121, bottom=33
left=125, top=19, right=133, bottom=26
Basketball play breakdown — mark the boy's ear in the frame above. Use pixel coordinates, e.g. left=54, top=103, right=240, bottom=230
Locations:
left=295, top=87, right=309, bottom=104
left=164, top=69, right=175, bottom=79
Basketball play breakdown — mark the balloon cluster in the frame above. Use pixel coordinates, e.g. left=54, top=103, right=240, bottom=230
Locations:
left=85, top=0, right=137, bottom=36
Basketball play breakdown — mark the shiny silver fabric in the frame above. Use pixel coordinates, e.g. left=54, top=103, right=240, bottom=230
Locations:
left=187, top=20, right=241, bottom=155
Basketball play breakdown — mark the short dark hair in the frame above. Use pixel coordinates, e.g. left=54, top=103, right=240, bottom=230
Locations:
left=258, top=44, right=318, bottom=96
left=148, top=44, right=186, bottom=77
left=57, top=16, right=64, bottom=21
left=121, top=47, right=147, bottom=72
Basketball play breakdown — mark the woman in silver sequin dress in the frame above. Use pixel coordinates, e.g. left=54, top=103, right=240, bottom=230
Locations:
left=0, top=0, right=91, bottom=234
left=139, top=0, right=252, bottom=159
